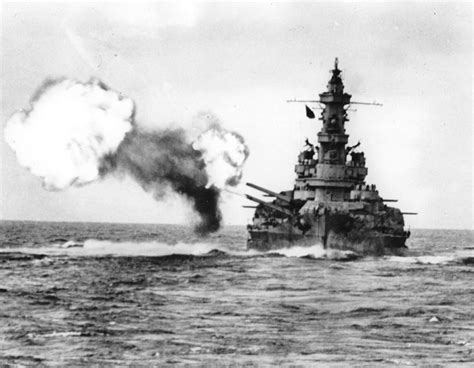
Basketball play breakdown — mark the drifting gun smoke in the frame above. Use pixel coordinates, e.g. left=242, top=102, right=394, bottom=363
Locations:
left=101, top=128, right=222, bottom=234
left=4, top=78, right=249, bottom=234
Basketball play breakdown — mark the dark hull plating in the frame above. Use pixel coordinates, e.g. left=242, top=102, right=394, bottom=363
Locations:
left=248, top=230, right=408, bottom=256
left=247, top=214, right=409, bottom=256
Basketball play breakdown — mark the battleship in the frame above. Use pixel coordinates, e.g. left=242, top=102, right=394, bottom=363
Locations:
left=245, top=59, right=413, bottom=255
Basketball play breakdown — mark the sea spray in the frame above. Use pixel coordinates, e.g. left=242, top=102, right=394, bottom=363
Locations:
left=0, top=238, right=360, bottom=261
left=5, top=78, right=249, bottom=234
left=272, top=244, right=360, bottom=260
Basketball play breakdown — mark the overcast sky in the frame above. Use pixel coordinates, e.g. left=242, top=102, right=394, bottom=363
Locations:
left=1, top=2, right=472, bottom=229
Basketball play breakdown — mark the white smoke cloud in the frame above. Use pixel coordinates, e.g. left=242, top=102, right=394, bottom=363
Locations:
left=192, top=127, right=249, bottom=189
left=4, top=77, right=249, bottom=233
left=4, top=78, right=134, bottom=190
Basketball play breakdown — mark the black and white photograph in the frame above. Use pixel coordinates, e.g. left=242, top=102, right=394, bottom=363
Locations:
left=1, top=1, right=472, bottom=366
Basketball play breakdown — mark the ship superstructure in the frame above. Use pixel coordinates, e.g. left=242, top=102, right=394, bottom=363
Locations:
left=246, top=59, right=411, bottom=255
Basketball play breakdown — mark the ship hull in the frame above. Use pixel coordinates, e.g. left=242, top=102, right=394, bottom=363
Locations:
left=248, top=230, right=407, bottom=256
left=247, top=213, right=409, bottom=256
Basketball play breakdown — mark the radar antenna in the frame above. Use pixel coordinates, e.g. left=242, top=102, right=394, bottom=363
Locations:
left=287, top=99, right=382, bottom=107
left=287, top=58, right=382, bottom=107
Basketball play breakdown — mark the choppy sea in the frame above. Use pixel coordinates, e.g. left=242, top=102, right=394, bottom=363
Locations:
left=0, top=221, right=472, bottom=366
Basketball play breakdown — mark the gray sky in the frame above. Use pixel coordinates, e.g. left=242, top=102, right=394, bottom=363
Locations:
left=1, top=2, right=472, bottom=229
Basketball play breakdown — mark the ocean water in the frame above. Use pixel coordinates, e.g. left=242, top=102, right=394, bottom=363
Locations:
left=0, top=221, right=472, bottom=366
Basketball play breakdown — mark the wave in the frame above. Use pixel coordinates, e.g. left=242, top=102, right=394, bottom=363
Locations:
left=386, top=249, right=474, bottom=265
left=387, top=255, right=455, bottom=265
left=4, top=238, right=471, bottom=264
left=0, top=239, right=358, bottom=260
left=269, top=244, right=360, bottom=261
left=3, top=239, right=228, bottom=257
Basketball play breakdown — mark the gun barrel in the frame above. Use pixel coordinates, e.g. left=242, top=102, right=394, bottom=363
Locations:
left=350, top=101, right=383, bottom=106
left=246, top=182, right=291, bottom=203
left=382, top=199, right=398, bottom=202
left=245, top=195, right=293, bottom=217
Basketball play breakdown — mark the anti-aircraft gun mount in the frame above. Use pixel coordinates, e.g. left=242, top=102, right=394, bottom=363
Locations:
left=245, top=59, right=413, bottom=255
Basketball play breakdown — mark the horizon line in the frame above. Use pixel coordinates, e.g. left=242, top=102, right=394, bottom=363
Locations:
left=0, top=219, right=472, bottom=232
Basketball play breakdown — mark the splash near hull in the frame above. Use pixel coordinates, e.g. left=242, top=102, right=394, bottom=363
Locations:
left=245, top=59, right=412, bottom=256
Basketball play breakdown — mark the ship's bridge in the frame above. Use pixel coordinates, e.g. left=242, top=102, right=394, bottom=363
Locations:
left=294, top=139, right=368, bottom=201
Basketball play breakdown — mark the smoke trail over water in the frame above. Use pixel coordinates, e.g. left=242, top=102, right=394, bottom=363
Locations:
left=101, top=128, right=222, bottom=234
left=5, top=78, right=249, bottom=234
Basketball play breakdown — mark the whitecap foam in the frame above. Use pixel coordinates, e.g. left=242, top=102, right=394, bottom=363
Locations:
left=271, top=244, right=359, bottom=260
left=0, top=238, right=266, bottom=258
left=28, top=331, right=81, bottom=339
left=59, top=240, right=84, bottom=248
left=81, top=239, right=223, bottom=256
left=386, top=251, right=474, bottom=265
left=272, top=245, right=326, bottom=258
left=15, top=240, right=224, bottom=257
left=0, top=240, right=364, bottom=260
